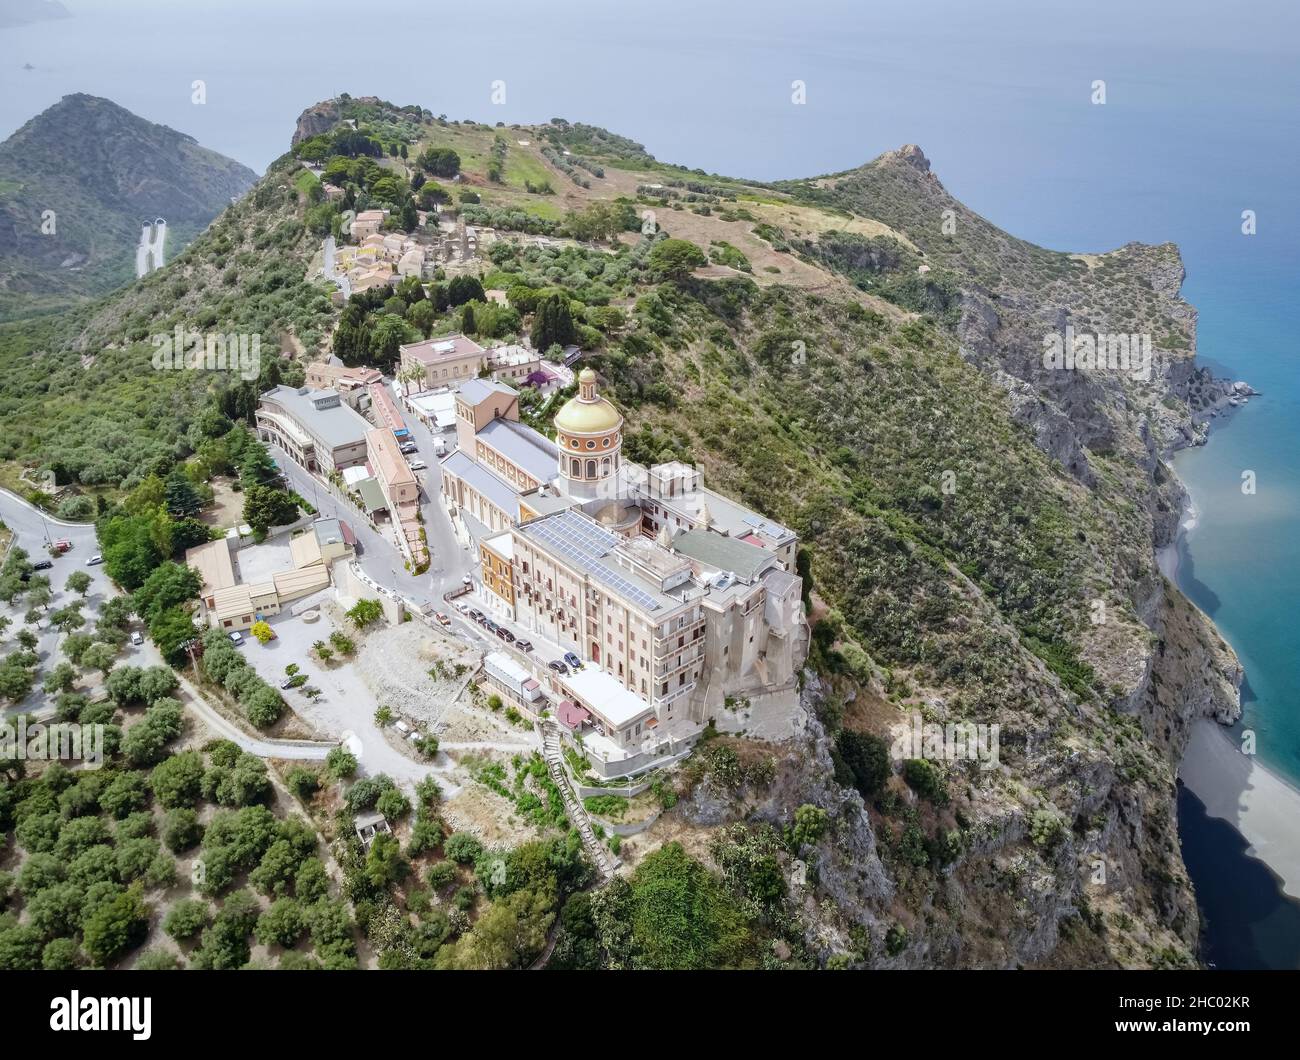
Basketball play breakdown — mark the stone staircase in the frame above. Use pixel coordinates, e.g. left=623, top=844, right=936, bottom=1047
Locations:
left=540, top=719, right=615, bottom=878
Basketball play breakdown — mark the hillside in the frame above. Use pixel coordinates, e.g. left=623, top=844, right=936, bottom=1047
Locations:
left=0, top=96, right=1243, bottom=968
left=0, top=94, right=258, bottom=320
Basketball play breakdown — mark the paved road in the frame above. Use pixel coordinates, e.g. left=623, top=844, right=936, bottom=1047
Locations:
left=321, top=235, right=350, bottom=300
left=135, top=220, right=166, bottom=278
left=1, top=488, right=117, bottom=720
left=265, top=381, right=476, bottom=612
left=0, top=488, right=332, bottom=761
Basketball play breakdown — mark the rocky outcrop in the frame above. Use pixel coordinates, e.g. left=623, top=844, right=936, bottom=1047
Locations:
left=292, top=99, right=341, bottom=146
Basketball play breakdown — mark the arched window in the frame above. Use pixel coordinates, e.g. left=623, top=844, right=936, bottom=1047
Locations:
left=602, top=457, right=611, bottom=475
left=571, top=458, right=581, bottom=476
left=586, top=459, right=596, bottom=478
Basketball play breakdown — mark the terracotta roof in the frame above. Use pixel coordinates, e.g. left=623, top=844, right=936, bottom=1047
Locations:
left=557, top=700, right=590, bottom=729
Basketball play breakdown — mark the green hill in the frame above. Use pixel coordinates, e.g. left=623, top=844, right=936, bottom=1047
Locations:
left=0, top=96, right=1243, bottom=969
left=0, top=94, right=257, bottom=320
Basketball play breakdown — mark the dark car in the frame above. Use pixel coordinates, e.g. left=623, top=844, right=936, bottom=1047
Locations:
left=32, top=560, right=53, bottom=571
left=515, top=640, right=533, bottom=653
left=563, top=651, right=583, bottom=671
left=498, top=628, right=515, bottom=643
left=547, top=660, right=569, bottom=675
left=483, top=618, right=499, bottom=634
left=468, top=609, right=483, bottom=622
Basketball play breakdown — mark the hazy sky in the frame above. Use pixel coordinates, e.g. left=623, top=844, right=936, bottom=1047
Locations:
left=4, top=0, right=1300, bottom=252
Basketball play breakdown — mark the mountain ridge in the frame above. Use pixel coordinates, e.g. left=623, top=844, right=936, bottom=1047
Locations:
left=0, top=95, right=1243, bottom=968
left=0, top=93, right=258, bottom=320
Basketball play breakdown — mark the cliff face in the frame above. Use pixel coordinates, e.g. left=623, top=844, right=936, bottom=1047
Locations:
left=705, top=144, right=1244, bottom=965
left=291, top=99, right=342, bottom=145
left=0, top=95, right=1241, bottom=969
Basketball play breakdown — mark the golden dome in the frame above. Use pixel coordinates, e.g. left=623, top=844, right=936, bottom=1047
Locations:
left=555, top=370, right=622, bottom=435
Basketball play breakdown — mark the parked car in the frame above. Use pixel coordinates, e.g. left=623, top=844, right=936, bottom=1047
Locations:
left=408, top=459, right=427, bottom=471
left=53, top=539, right=72, bottom=553
left=468, top=608, right=483, bottom=622
left=228, top=630, right=244, bottom=645
left=483, top=617, right=499, bottom=632
left=279, top=677, right=296, bottom=690
left=435, top=612, right=451, bottom=627
left=32, top=560, right=53, bottom=571
left=399, top=442, right=418, bottom=455
left=130, top=630, right=143, bottom=646
left=86, top=554, right=103, bottom=566
left=563, top=651, right=583, bottom=671
left=462, top=574, right=473, bottom=588
left=515, top=640, right=533, bottom=653
left=548, top=660, right=569, bottom=675
left=453, top=602, right=469, bottom=616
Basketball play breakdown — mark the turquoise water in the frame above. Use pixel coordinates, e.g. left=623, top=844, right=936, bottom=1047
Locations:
left=1175, top=251, right=1300, bottom=783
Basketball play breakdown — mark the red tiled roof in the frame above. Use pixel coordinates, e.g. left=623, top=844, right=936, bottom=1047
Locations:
left=557, top=700, right=590, bottom=729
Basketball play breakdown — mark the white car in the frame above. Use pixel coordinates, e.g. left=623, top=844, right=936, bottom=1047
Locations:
left=130, top=630, right=143, bottom=646
left=408, top=459, right=427, bottom=471
left=86, top=554, right=103, bottom=566
left=228, top=630, right=244, bottom=645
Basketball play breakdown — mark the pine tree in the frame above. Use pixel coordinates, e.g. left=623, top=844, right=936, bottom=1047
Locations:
left=164, top=471, right=202, bottom=517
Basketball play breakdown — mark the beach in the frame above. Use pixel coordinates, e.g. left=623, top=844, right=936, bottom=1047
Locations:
left=1179, top=719, right=1300, bottom=901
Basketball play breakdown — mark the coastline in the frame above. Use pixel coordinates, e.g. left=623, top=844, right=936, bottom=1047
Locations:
left=1162, top=392, right=1300, bottom=908
left=1179, top=719, right=1300, bottom=902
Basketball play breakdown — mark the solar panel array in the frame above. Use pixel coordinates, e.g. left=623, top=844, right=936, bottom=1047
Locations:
left=743, top=513, right=790, bottom=540
left=526, top=512, right=663, bottom=612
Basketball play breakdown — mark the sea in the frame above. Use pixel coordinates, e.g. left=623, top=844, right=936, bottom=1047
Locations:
left=3, top=0, right=1298, bottom=967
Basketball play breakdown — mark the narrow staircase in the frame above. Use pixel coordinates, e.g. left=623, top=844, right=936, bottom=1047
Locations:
left=540, top=719, right=615, bottom=879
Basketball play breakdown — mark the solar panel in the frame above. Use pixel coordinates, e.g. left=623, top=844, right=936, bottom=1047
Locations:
left=742, top=513, right=789, bottom=539
left=525, top=512, right=662, bottom=611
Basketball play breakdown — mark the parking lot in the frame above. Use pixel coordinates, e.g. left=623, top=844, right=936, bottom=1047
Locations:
left=229, top=597, right=483, bottom=788
left=451, top=596, right=586, bottom=702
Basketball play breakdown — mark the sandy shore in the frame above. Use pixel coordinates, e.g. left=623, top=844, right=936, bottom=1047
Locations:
left=1179, top=719, right=1300, bottom=900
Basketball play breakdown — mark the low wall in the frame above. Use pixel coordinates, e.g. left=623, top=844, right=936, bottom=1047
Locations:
left=590, top=807, right=661, bottom=837
left=574, top=776, right=656, bottom=800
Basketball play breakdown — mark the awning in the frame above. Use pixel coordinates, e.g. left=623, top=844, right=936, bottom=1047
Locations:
left=556, top=700, right=591, bottom=729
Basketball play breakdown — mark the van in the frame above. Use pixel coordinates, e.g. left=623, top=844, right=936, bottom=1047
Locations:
left=433, top=437, right=447, bottom=456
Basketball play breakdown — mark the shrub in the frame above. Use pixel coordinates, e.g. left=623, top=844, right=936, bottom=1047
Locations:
left=255, top=898, right=306, bottom=948
left=164, top=899, right=210, bottom=941
left=326, top=747, right=357, bottom=780
left=444, top=832, right=483, bottom=865
left=162, top=808, right=203, bottom=852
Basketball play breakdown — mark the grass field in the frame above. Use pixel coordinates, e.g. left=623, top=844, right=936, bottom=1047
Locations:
left=293, top=168, right=320, bottom=198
